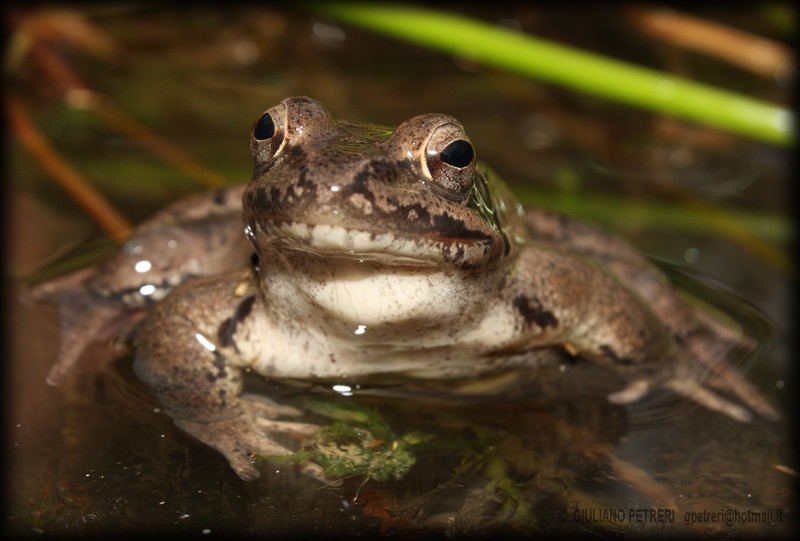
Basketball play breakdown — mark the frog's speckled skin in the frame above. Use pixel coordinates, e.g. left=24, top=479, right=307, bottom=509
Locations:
left=39, top=97, right=778, bottom=482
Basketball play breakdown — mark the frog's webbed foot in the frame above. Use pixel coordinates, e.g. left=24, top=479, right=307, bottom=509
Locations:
left=47, top=292, right=142, bottom=385
left=607, top=379, right=651, bottom=404
left=607, top=330, right=779, bottom=423
left=173, top=398, right=338, bottom=484
left=663, top=377, right=756, bottom=422
left=608, top=375, right=756, bottom=422
left=681, top=330, right=780, bottom=422
left=27, top=267, right=142, bottom=385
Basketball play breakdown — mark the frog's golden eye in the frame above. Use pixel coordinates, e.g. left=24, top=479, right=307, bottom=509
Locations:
left=423, top=124, right=476, bottom=198
left=251, top=104, right=287, bottom=163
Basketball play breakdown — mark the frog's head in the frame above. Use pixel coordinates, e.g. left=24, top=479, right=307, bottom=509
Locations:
left=243, top=96, right=524, bottom=270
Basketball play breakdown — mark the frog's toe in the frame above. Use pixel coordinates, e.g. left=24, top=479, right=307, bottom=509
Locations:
left=241, top=399, right=320, bottom=434
left=708, top=377, right=781, bottom=422
left=665, top=379, right=753, bottom=423
left=174, top=400, right=325, bottom=482
left=683, top=329, right=780, bottom=421
left=241, top=393, right=305, bottom=418
left=255, top=417, right=319, bottom=435
left=607, top=379, right=651, bottom=404
left=298, top=460, right=342, bottom=486
left=224, top=448, right=263, bottom=482
left=608, top=376, right=760, bottom=423
left=175, top=415, right=299, bottom=481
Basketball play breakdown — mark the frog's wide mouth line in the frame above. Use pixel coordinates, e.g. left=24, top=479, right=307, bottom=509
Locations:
left=262, top=221, right=495, bottom=267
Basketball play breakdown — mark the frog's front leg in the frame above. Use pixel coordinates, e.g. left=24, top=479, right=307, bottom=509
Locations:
left=133, top=272, right=327, bottom=482
left=524, top=207, right=698, bottom=335
left=35, top=185, right=251, bottom=385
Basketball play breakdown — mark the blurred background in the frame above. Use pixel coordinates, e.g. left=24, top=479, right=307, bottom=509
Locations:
left=5, top=4, right=794, bottom=537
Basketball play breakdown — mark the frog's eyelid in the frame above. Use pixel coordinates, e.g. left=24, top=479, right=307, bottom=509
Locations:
left=421, top=123, right=476, bottom=197
left=251, top=105, right=288, bottom=161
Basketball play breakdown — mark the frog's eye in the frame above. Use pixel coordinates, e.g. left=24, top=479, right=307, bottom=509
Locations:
left=423, top=123, right=476, bottom=198
left=250, top=104, right=287, bottom=163
left=253, top=113, right=275, bottom=140
left=440, top=139, right=475, bottom=168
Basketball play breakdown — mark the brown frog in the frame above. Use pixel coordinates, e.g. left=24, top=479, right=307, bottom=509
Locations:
left=37, top=96, right=779, bottom=482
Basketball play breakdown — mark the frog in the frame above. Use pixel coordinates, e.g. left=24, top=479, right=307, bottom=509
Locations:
left=36, top=96, right=779, bottom=482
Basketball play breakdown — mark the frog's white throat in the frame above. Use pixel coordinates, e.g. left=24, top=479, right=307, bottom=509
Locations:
left=260, top=250, right=491, bottom=341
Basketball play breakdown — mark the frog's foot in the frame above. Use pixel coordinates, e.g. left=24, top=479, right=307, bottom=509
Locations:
left=607, top=379, right=651, bottom=404
left=682, top=331, right=780, bottom=422
left=608, top=373, right=773, bottom=423
left=173, top=400, right=337, bottom=484
left=26, top=265, right=142, bottom=385
left=702, top=376, right=780, bottom=421
left=44, top=287, right=142, bottom=385
left=663, top=378, right=754, bottom=422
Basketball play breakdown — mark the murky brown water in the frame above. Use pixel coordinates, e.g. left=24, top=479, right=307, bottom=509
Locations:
left=6, top=6, right=794, bottom=538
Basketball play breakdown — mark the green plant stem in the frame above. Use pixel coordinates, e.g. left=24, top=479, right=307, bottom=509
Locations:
left=308, top=4, right=792, bottom=146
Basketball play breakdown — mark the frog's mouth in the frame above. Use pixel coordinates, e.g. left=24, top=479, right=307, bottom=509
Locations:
left=259, top=221, right=499, bottom=268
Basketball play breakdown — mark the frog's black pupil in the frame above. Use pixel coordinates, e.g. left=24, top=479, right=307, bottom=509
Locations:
left=440, top=139, right=474, bottom=168
left=254, top=113, right=276, bottom=140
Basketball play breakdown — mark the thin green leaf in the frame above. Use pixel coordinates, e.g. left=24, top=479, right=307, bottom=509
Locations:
left=307, top=4, right=792, bottom=146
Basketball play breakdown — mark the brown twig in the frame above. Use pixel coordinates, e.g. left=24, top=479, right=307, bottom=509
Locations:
left=85, top=93, right=230, bottom=188
left=7, top=92, right=133, bottom=240
left=627, top=7, right=792, bottom=79
left=6, top=16, right=230, bottom=245
left=28, top=39, right=229, bottom=189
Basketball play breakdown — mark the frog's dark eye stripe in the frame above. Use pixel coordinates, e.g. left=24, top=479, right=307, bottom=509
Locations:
left=440, top=139, right=474, bottom=168
left=254, top=113, right=276, bottom=141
